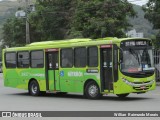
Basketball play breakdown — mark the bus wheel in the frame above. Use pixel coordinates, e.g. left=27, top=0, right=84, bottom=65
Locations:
left=29, top=80, right=40, bottom=96
left=116, top=93, right=129, bottom=98
left=85, top=81, right=101, bottom=99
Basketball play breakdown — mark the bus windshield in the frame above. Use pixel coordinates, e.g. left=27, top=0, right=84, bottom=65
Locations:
left=121, top=48, right=154, bottom=73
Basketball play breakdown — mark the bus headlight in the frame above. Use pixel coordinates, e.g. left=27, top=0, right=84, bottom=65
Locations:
left=122, top=78, right=134, bottom=86
left=121, top=77, right=154, bottom=87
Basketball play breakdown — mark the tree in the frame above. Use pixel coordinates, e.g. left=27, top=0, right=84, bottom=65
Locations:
left=69, top=0, right=136, bottom=38
left=29, top=0, right=136, bottom=40
left=2, top=0, right=136, bottom=47
left=29, top=0, right=74, bottom=41
left=144, top=0, right=160, bottom=48
left=2, top=17, right=26, bottom=47
left=144, top=0, right=160, bottom=29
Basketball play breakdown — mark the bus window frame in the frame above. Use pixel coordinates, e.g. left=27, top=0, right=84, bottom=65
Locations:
left=60, top=48, right=74, bottom=68
left=74, top=47, right=87, bottom=68
left=5, top=52, right=17, bottom=69
left=30, top=50, right=44, bottom=68
left=17, top=51, right=30, bottom=68
left=87, top=46, right=98, bottom=67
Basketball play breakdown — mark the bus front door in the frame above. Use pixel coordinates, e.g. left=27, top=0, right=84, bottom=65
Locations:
left=101, top=45, right=114, bottom=92
left=46, top=49, right=60, bottom=91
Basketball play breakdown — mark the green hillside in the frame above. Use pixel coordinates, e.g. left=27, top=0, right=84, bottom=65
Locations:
left=0, top=1, right=19, bottom=39
left=128, top=5, right=158, bottom=38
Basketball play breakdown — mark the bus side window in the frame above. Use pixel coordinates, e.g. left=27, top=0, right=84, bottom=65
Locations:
left=17, top=51, right=29, bottom=68
left=31, top=50, right=44, bottom=68
left=5, top=52, right=16, bottom=68
left=88, top=46, right=98, bottom=67
left=74, top=47, right=87, bottom=67
left=61, top=48, right=73, bottom=68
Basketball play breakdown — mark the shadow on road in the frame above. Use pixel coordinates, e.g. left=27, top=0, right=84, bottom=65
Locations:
left=7, top=92, right=153, bottom=101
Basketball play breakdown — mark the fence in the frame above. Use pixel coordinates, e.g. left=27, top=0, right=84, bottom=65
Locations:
left=154, top=50, right=160, bottom=82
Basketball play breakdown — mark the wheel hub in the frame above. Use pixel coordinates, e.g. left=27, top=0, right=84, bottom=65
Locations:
left=31, top=84, right=37, bottom=94
left=88, top=85, right=98, bottom=97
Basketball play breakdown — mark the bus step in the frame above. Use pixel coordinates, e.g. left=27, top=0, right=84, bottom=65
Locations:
left=46, top=90, right=60, bottom=93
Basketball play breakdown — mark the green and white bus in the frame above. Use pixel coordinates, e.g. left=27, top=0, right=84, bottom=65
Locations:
left=2, top=37, right=156, bottom=99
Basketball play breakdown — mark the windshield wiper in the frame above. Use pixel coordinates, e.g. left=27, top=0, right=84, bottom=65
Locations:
left=141, top=47, right=151, bottom=65
left=129, top=48, right=141, bottom=65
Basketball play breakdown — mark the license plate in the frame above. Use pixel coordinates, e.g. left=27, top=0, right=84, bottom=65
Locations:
left=140, top=86, right=146, bottom=89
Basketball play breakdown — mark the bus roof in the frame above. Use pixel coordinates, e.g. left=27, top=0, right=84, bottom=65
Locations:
left=28, top=38, right=92, bottom=46
left=3, top=37, right=151, bottom=51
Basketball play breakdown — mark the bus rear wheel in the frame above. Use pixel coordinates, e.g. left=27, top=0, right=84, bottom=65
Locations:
left=85, top=81, right=101, bottom=99
left=29, top=80, right=40, bottom=96
left=116, top=93, right=129, bottom=98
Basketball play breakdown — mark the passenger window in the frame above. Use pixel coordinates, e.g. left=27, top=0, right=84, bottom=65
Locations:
left=74, top=47, right=87, bottom=67
left=31, top=50, right=44, bottom=68
left=88, top=47, right=98, bottom=67
left=17, top=51, right=29, bottom=68
left=61, top=48, right=73, bottom=68
left=5, top=52, right=16, bottom=68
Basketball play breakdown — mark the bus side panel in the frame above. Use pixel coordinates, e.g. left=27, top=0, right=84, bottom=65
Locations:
left=27, top=68, right=46, bottom=91
left=59, top=68, right=84, bottom=92
left=59, top=68, right=100, bottom=93
left=4, top=68, right=46, bottom=91
left=4, top=69, right=19, bottom=88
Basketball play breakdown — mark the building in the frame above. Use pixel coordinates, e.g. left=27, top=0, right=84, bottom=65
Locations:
left=126, top=29, right=144, bottom=38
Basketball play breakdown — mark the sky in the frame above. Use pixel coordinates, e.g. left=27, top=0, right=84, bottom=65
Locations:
left=0, top=0, right=149, bottom=6
left=128, top=0, right=149, bottom=6
left=0, top=0, right=16, bottom=1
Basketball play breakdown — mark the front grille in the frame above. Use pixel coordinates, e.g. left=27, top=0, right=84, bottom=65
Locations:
left=133, top=85, right=152, bottom=90
left=133, top=81, right=151, bottom=84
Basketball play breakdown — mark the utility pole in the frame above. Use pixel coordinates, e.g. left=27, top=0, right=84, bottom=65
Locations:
left=17, top=0, right=35, bottom=44
left=25, top=0, right=30, bottom=44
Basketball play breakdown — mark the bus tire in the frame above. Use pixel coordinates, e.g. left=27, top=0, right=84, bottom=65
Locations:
left=29, top=80, right=40, bottom=96
left=116, top=93, right=129, bottom=98
left=85, top=81, right=101, bottom=99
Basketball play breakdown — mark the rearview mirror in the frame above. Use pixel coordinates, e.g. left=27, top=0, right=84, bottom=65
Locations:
left=118, top=47, right=123, bottom=63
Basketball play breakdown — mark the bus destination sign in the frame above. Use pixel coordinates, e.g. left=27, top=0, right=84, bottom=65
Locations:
left=121, top=40, right=151, bottom=47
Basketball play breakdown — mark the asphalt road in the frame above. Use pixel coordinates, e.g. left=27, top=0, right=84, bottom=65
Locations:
left=0, top=73, right=160, bottom=112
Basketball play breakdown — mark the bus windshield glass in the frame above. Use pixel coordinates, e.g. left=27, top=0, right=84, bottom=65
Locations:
left=120, top=48, right=154, bottom=73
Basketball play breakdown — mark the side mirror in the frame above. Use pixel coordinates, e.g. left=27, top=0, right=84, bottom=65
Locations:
left=118, top=47, right=123, bottom=63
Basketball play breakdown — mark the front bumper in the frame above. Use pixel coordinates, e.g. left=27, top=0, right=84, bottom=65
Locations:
left=113, top=78, right=156, bottom=94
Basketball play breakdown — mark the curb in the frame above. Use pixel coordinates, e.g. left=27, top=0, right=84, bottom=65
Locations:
left=156, top=84, right=160, bottom=86
left=156, top=82, right=160, bottom=86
